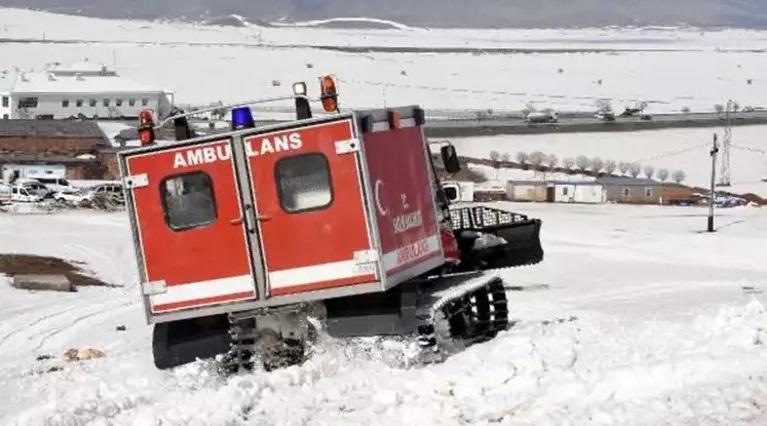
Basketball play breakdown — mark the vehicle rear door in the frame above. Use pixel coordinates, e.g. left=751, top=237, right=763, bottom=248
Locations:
left=243, top=119, right=377, bottom=297
left=123, top=138, right=258, bottom=314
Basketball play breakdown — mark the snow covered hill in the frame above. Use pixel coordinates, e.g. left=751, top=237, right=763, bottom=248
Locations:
left=1, top=8, right=767, bottom=114
left=1, top=205, right=767, bottom=424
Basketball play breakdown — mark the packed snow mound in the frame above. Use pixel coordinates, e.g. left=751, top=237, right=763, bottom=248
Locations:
left=8, top=302, right=767, bottom=425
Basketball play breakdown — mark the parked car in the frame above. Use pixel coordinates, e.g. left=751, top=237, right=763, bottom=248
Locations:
left=595, top=111, right=616, bottom=121
left=90, top=183, right=125, bottom=204
left=53, top=189, right=92, bottom=206
left=33, top=177, right=77, bottom=194
left=16, top=180, right=52, bottom=199
left=54, top=183, right=125, bottom=208
left=10, top=186, right=44, bottom=203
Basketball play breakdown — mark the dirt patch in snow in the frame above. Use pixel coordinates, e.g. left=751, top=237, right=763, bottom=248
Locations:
left=0, top=254, right=110, bottom=287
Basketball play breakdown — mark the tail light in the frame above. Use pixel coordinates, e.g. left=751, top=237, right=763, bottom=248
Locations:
left=320, top=75, right=338, bottom=112
left=138, top=127, right=155, bottom=145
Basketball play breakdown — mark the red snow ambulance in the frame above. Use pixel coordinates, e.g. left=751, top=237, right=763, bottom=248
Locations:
left=119, top=77, right=543, bottom=370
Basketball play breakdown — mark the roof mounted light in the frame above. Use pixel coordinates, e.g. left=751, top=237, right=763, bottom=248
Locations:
left=231, top=106, right=255, bottom=130
left=138, top=109, right=154, bottom=128
left=292, top=82, right=307, bottom=96
left=320, top=75, right=339, bottom=113
left=137, top=109, right=155, bottom=146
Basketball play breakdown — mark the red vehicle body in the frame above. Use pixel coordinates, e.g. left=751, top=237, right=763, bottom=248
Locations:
left=120, top=86, right=543, bottom=370
left=122, top=108, right=446, bottom=323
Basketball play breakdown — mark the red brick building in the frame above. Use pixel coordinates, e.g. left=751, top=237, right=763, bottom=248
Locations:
left=0, top=120, right=117, bottom=180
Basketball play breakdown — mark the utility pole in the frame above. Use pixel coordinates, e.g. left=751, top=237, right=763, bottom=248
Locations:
left=708, top=134, right=719, bottom=232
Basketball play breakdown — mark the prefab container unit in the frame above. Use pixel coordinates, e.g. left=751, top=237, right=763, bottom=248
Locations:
left=554, top=182, right=606, bottom=204
left=506, top=181, right=549, bottom=202
left=119, top=107, right=445, bottom=324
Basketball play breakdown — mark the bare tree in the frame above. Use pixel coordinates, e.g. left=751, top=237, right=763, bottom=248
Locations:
left=629, top=162, right=641, bottom=178
left=604, top=159, right=617, bottom=175
left=591, top=157, right=604, bottom=173
left=545, top=154, right=558, bottom=169
left=672, top=170, right=686, bottom=184
left=516, top=151, right=529, bottom=164
left=595, top=99, right=613, bottom=113
left=562, top=157, right=575, bottom=170
left=501, top=152, right=511, bottom=163
left=576, top=155, right=590, bottom=171
left=714, top=104, right=725, bottom=114
left=657, top=168, right=670, bottom=182
left=489, top=150, right=501, bottom=179
left=529, top=151, right=546, bottom=168
left=618, top=162, right=630, bottom=175
left=681, top=106, right=691, bottom=114
left=643, top=164, right=655, bottom=179
left=522, top=101, right=537, bottom=117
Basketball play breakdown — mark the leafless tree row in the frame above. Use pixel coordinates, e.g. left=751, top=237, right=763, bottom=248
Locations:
left=492, top=150, right=688, bottom=184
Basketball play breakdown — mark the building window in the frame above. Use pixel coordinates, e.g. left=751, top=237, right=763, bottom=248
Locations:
left=76, top=99, right=83, bottom=107
left=89, top=99, right=96, bottom=107
left=129, top=99, right=136, bottom=106
left=141, top=98, right=149, bottom=106
left=62, top=99, right=70, bottom=107
left=276, top=153, right=333, bottom=213
left=103, top=99, right=110, bottom=107
left=2, top=96, right=8, bottom=107
left=116, top=99, right=123, bottom=107
left=562, top=187, right=569, bottom=196
left=160, top=172, right=217, bottom=231
left=2, top=114, right=8, bottom=119
left=645, top=188, right=653, bottom=198
left=623, top=188, right=630, bottom=197
left=17, top=97, right=38, bottom=108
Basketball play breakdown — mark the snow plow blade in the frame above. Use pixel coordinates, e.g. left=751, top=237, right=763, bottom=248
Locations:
left=450, top=205, right=544, bottom=268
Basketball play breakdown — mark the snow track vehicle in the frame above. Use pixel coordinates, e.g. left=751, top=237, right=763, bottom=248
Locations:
left=118, top=77, right=544, bottom=370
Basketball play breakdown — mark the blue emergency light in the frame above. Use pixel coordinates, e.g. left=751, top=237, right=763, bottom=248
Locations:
left=231, top=106, right=255, bottom=130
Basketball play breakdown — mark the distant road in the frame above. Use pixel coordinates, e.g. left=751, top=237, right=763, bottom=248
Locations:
left=423, top=112, right=767, bottom=137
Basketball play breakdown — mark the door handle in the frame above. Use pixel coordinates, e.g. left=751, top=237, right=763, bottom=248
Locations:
left=229, top=216, right=243, bottom=225
left=254, top=213, right=272, bottom=222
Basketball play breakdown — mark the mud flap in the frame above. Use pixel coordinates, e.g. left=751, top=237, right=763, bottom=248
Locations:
left=152, top=315, right=231, bottom=369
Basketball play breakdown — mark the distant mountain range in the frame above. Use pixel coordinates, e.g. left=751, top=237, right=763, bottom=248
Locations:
left=3, top=0, right=767, bottom=28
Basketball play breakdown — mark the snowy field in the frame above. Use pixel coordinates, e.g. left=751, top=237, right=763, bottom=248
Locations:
left=1, top=8, right=767, bottom=114
left=450, top=125, right=767, bottom=197
left=1, top=204, right=767, bottom=425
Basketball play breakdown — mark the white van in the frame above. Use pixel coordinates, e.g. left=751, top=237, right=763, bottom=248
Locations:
left=10, top=186, right=44, bottom=203
left=32, top=177, right=76, bottom=194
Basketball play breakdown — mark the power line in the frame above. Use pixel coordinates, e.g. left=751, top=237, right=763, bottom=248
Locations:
left=634, top=142, right=710, bottom=163
left=731, top=144, right=766, bottom=154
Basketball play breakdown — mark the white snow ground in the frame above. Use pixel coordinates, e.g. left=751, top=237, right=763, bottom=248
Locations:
left=1, top=204, right=767, bottom=425
left=449, top=126, right=767, bottom=197
left=1, top=8, right=767, bottom=114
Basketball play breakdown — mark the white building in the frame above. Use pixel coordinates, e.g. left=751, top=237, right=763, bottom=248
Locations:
left=553, top=181, right=606, bottom=204
left=0, top=62, right=172, bottom=120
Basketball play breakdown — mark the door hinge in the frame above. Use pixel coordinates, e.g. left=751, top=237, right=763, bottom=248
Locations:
left=123, top=174, right=149, bottom=189
left=353, top=249, right=379, bottom=264
left=335, top=138, right=361, bottom=154
left=142, top=280, right=167, bottom=296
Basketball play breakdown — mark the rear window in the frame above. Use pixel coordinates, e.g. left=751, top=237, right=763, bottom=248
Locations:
left=160, top=172, right=217, bottom=231
left=275, top=153, right=333, bottom=213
